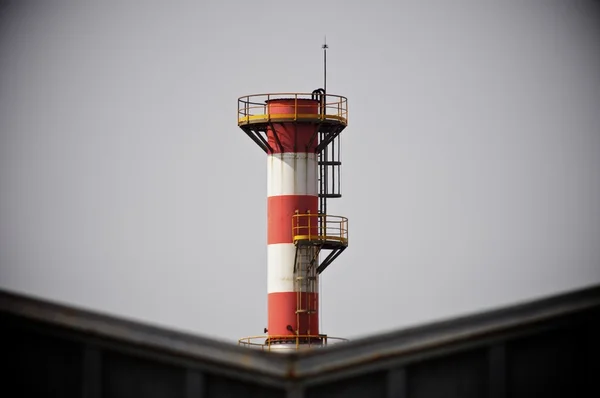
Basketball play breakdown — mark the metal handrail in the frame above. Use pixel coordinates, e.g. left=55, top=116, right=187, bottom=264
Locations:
left=292, top=213, right=348, bottom=245
left=237, top=93, right=348, bottom=126
left=238, top=334, right=349, bottom=351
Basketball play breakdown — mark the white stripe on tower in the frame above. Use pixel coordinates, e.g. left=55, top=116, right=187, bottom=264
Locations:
left=267, top=153, right=317, bottom=197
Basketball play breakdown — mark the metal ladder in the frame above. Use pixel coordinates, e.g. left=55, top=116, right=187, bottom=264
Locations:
left=294, top=246, right=320, bottom=334
left=318, top=131, right=342, bottom=226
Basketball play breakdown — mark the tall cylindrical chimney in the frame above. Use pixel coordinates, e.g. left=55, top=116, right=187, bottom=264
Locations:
left=266, top=99, right=320, bottom=342
left=237, top=92, right=349, bottom=350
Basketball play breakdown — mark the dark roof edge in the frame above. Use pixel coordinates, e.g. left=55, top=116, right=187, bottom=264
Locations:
left=2, top=283, right=599, bottom=381
left=0, top=289, right=288, bottom=377
left=293, top=283, right=600, bottom=378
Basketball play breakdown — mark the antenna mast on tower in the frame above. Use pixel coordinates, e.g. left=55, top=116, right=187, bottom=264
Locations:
left=322, top=36, right=328, bottom=94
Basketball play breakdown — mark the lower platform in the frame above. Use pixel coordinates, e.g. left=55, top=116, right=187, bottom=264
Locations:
left=238, top=334, right=349, bottom=352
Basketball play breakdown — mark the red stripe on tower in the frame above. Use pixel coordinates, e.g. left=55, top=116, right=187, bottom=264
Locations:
left=266, top=99, right=319, bottom=154
left=267, top=196, right=318, bottom=244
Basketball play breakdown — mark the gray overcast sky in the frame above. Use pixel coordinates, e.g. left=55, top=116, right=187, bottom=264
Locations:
left=1, top=0, right=599, bottom=343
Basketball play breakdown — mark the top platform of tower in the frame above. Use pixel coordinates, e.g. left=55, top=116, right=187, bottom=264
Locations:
left=237, top=92, right=348, bottom=130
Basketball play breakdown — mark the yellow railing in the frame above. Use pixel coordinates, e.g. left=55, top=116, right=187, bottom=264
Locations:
left=292, top=213, right=348, bottom=246
left=238, top=334, right=349, bottom=351
left=237, top=92, right=348, bottom=126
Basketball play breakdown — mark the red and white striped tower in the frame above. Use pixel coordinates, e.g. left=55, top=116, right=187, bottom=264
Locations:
left=266, top=98, right=320, bottom=346
left=237, top=88, right=348, bottom=351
